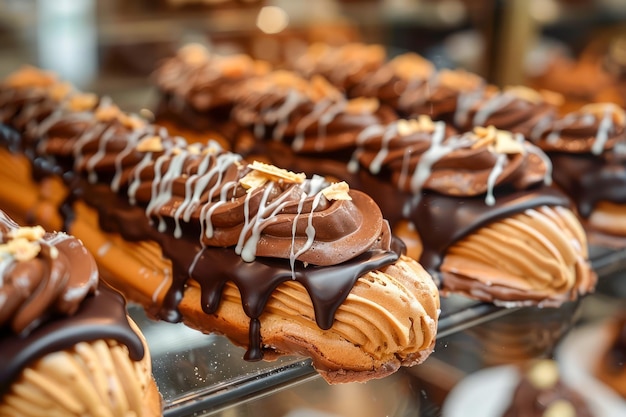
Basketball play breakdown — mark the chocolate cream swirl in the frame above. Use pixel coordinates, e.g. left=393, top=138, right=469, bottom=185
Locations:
left=231, top=70, right=397, bottom=155
left=528, top=102, right=626, bottom=218
left=0, top=210, right=98, bottom=336
left=153, top=43, right=270, bottom=113
left=453, top=85, right=561, bottom=137
left=352, top=120, right=552, bottom=200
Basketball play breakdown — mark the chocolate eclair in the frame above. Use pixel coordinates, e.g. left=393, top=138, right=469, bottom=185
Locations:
left=0, top=67, right=440, bottom=384
left=0, top=210, right=161, bottom=416
left=528, top=102, right=626, bottom=245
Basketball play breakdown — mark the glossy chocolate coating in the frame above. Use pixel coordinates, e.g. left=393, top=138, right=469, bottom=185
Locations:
left=0, top=209, right=144, bottom=395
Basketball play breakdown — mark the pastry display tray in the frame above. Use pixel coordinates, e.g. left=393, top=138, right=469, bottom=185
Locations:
left=128, top=245, right=626, bottom=417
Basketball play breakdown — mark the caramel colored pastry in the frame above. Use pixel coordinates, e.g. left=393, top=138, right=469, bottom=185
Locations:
left=501, top=360, right=596, bottom=417
left=0, top=210, right=161, bottom=417
left=0, top=68, right=440, bottom=384
left=594, top=312, right=626, bottom=398
left=528, top=102, right=626, bottom=245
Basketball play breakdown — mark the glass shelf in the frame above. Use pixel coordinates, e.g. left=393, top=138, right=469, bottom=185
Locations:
left=126, top=242, right=626, bottom=417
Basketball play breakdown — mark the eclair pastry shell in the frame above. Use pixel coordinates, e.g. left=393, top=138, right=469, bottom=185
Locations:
left=70, top=200, right=440, bottom=384
left=0, top=319, right=161, bottom=417
left=437, top=205, right=595, bottom=307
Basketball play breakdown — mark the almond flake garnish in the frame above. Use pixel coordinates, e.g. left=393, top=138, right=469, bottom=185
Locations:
left=187, top=143, right=202, bottom=155
left=136, top=136, right=164, bottom=153
left=179, top=43, right=211, bottom=65
left=321, top=181, right=352, bottom=201
left=240, top=170, right=269, bottom=192
left=48, top=82, right=73, bottom=102
left=5, top=66, right=56, bottom=88
left=0, top=238, right=41, bottom=262
left=494, top=131, right=524, bottom=154
left=248, top=161, right=306, bottom=183
left=118, top=113, right=146, bottom=130
left=390, top=53, right=434, bottom=81
left=397, top=116, right=435, bottom=136
left=504, top=85, right=544, bottom=103
left=9, top=225, right=45, bottom=241
left=95, top=104, right=122, bottom=122
left=473, top=126, right=524, bottom=154
left=472, top=126, right=497, bottom=149
left=581, top=102, right=626, bottom=125
left=1, top=226, right=47, bottom=262
left=66, top=93, right=98, bottom=112
left=346, top=97, right=379, bottom=115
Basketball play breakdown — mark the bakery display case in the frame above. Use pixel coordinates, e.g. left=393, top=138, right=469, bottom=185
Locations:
left=1, top=1, right=626, bottom=416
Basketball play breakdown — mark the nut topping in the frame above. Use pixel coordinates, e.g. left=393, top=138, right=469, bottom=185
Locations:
left=321, top=181, right=352, bottom=201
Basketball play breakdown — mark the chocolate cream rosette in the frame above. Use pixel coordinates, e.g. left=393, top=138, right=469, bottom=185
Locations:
left=4, top=77, right=440, bottom=384
left=286, top=42, right=387, bottom=96
left=528, top=102, right=626, bottom=245
left=152, top=43, right=271, bottom=143
left=346, top=121, right=596, bottom=307
left=348, top=52, right=435, bottom=108
left=229, top=69, right=397, bottom=157
left=452, top=85, right=563, bottom=137
left=0, top=210, right=161, bottom=417
left=400, top=68, right=487, bottom=123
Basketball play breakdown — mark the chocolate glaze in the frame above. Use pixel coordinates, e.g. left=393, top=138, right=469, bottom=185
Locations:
left=414, top=187, right=570, bottom=273
left=0, top=207, right=144, bottom=396
left=0, top=284, right=145, bottom=396
left=550, top=153, right=626, bottom=218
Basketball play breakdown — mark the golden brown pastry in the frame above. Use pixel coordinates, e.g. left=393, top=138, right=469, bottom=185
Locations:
left=0, top=210, right=161, bottom=417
